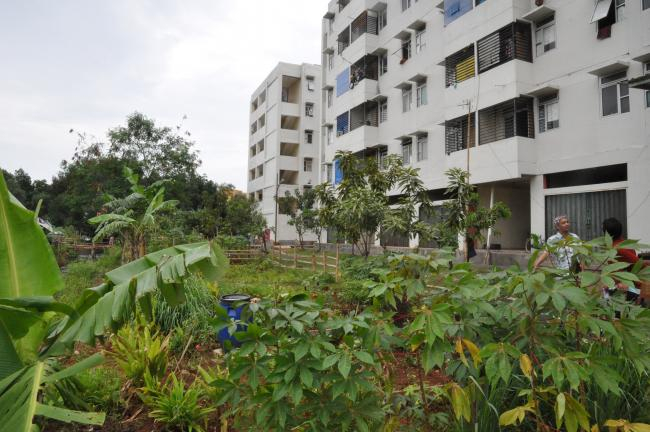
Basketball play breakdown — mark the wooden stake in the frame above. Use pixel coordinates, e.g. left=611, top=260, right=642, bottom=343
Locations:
left=335, top=243, right=340, bottom=281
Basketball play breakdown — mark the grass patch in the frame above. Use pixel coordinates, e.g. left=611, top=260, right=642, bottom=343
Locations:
left=56, top=247, right=121, bottom=305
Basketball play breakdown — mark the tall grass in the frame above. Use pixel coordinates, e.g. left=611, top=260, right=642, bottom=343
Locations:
left=56, top=247, right=121, bottom=305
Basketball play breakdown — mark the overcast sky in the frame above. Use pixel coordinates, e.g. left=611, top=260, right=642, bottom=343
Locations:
left=0, top=0, right=326, bottom=190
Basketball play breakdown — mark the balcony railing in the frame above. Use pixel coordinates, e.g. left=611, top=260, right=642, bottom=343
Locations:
left=477, top=21, right=532, bottom=74
left=445, top=113, right=476, bottom=154
left=350, top=101, right=379, bottom=131
left=445, top=45, right=475, bottom=87
left=478, top=97, right=534, bottom=145
left=350, top=54, right=379, bottom=88
left=351, top=11, right=378, bottom=44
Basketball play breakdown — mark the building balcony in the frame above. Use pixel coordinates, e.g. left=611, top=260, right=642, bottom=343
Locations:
left=445, top=136, right=536, bottom=184
left=248, top=175, right=265, bottom=192
left=280, top=128, right=300, bottom=144
left=280, top=101, right=300, bottom=117
left=336, top=124, right=379, bottom=155
left=278, top=155, right=299, bottom=172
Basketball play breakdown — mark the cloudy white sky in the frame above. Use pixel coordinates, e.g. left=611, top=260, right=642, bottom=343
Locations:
left=0, top=0, right=327, bottom=190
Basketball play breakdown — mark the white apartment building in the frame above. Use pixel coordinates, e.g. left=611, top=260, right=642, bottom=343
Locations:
left=319, top=0, right=650, bottom=249
left=247, top=62, right=321, bottom=242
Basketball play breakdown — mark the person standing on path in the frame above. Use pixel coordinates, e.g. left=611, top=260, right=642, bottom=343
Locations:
left=533, top=215, right=581, bottom=271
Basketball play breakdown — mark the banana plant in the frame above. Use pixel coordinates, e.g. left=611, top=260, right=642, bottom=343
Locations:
left=0, top=170, right=226, bottom=431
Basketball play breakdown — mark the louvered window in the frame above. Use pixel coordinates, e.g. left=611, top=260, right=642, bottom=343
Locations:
left=446, top=45, right=475, bottom=87
left=402, top=138, right=412, bottom=165
left=445, top=114, right=475, bottom=154
left=477, top=21, right=532, bottom=74
left=478, top=97, right=534, bottom=145
left=351, top=11, right=379, bottom=44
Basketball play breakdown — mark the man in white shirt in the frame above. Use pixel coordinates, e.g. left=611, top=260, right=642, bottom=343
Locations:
left=533, top=215, right=581, bottom=271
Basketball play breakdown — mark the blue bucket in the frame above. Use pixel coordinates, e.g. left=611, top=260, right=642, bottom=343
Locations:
left=217, top=294, right=251, bottom=348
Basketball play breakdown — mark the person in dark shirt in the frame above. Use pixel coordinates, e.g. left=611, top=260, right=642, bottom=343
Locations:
left=602, top=217, right=647, bottom=303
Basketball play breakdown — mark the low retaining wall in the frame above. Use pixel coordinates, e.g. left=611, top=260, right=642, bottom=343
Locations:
left=316, top=243, right=531, bottom=268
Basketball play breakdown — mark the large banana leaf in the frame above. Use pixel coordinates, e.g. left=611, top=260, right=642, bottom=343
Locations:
left=0, top=355, right=105, bottom=432
left=45, top=241, right=228, bottom=355
left=0, top=171, right=63, bottom=298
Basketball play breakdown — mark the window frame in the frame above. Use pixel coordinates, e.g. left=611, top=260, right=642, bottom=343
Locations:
left=305, top=102, right=315, bottom=117
left=379, top=99, right=388, bottom=123
left=402, top=87, right=412, bottom=112
left=304, top=158, right=313, bottom=172
left=615, top=0, right=625, bottom=21
left=327, top=88, right=333, bottom=107
left=644, top=0, right=650, bottom=10
left=401, top=0, right=411, bottom=12
left=538, top=94, right=560, bottom=133
left=416, top=81, right=427, bottom=107
left=645, top=62, right=650, bottom=109
left=379, top=53, right=388, bottom=75
left=307, top=77, right=315, bottom=91
left=535, top=18, right=556, bottom=57
left=305, top=130, right=313, bottom=144
left=415, top=28, right=426, bottom=53
left=378, top=9, right=387, bottom=30
left=401, top=140, right=412, bottom=165
left=600, top=72, right=629, bottom=116
left=401, top=39, right=412, bottom=63
left=416, top=134, right=428, bottom=162
left=327, top=126, right=334, bottom=145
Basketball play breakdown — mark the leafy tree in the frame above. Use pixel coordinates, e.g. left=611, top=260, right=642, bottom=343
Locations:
left=440, top=168, right=511, bottom=259
left=89, top=167, right=178, bottom=262
left=280, top=188, right=317, bottom=248
left=222, top=194, right=266, bottom=238
left=314, top=151, right=432, bottom=257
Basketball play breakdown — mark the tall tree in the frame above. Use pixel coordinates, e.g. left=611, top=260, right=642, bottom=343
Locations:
left=315, top=151, right=432, bottom=257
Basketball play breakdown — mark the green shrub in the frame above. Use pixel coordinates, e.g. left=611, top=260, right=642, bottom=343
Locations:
left=141, top=371, right=213, bottom=432
left=57, top=246, right=121, bottom=305
left=110, top=321, right=169, bottom=385
left=154, top=274, right=218, bottom=345
left=216, top=235, right=249, bottom=250
left=76, top=365, right=123, bottom=412
left=301, top=271, right=335, bottom=291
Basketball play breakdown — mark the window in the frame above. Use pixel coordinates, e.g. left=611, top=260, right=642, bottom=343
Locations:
left=304, top=158, right=313, bottom=172
left=305, top=130, right=313, bottom=144
left=401, top=39, right=412, bottom=63
left=600, top=72, right=629, bottom=116
left=307, top=77, right=315, bottom=91
left=327, top=88, right=333, bottom=107
left=402, top=87, right=412, bottom=112
left=327, top=126, right=334, bottom=145
left=538, top=94, right=559, bottom=132
left=379, top=9, right=387, bottom=30
left=378, top=148, right=388, bottom=169
left=328, top=53, right=334, bottom=70
left=282, top=87, right=289, bottom=102
left=401, top=0, right=411, bottom=11
left=258, top=114, right=265, bottom=128
left=250, top=122, right=257, bottom=135
left=416, top=134, right=428, bottom=161
left=258, top=140, right=264, bottom=152
left=250, top=145, right=256, bottom=157
left=259, top=90, right=266, bottom=104
left=379, top=99, right=388, bottom=123
left=646, top=63, right=650, bottom=108
left=415, top=28, right=426, bottom=53
left=329, top=17, right=334, bottom=32
left=379, top=53, right=388, bottom=75
left=535, top=15, right=556, bottom=56
left=477, top=22, right=533, bottom=73
left=416, top=81, right=428, bottom=107
left=401, top=139, right=412, bottom=164
left=644, top=0, right=650, bottom=10
left=616, top=0, right=625, bottom=20
left=257, top=190, right=263, bottom=201
left=326, top=163, right=333, bottom=183
left=305, top=103, right=314, bottom=117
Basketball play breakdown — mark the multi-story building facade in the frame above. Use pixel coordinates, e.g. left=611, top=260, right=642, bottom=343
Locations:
left=248, top=62, right=321, bottom=242
left=319, top=0, right=650, bottom=248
